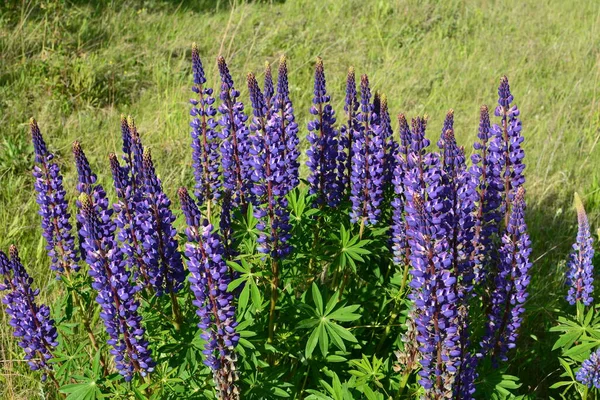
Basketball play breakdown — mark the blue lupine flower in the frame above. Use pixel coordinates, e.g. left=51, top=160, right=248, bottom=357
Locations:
left=217, top=56, right=251, bottom=207
left=263, top=61, right=274, bottom=116
left=577, top=348, right=600, bottom=389
left=30, top=119, right=79, bottom=278
left=340, top=67, right=359, bottom=192
left=273, top=55, right=300, bottom=193
left=120, top=115, right=133, bottom=171
left=306, top=57, right=342, bottom=207
left=79, top=194, right=154, bottom=381
left=493, top=76, right=524, bottom=216
left=127, top=117, right=145, bottom=190
left=190, top=44, right=221, bottom=205
left=178, top=187, right=240, bottom=399
left=350, top=74, right=385, bottom=225
left=140, top=150, right=186, bottom=295
left=566, top=193, right=594, bottom=306
left=247, top=72, right=292, bottom=258
left=480, top=187, right=531, bottom=363
left=109, top=153, right=154, bottom=286
left=391, top=114, right=411, bottom=267
left=0, top=246, right=59, bottom=379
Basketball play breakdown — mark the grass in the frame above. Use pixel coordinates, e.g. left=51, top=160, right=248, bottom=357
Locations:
left=0, top=0, right=599, bottom=397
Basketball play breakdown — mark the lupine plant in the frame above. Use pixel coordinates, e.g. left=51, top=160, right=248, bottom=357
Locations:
left=1, top=46, right=544, bottom=400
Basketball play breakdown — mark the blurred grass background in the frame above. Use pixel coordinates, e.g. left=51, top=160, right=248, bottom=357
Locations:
left=0, top=0, right=599, bottom=397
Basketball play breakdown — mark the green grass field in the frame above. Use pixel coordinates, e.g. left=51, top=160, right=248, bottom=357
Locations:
left=1, top=0, right=599, bottom=398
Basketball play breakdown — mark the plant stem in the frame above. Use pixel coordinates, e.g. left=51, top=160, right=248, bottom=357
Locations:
left=268, top=257, right=280, bottom=343
left=169, top=291, right=183, bottom=331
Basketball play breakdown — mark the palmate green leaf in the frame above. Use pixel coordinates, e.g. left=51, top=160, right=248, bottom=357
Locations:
left=552, top=330, right=582, bottom=351
left=562, top=341, right=598, bottom=358
left=60, top=381, right=103, bottom=400
left=312, top=283, right=324, bottom=315
left=306, top=323, right=323, bottom=359
left=319, top=321, right=330, bottom=357
left=328, top=305, right=361, bottom=322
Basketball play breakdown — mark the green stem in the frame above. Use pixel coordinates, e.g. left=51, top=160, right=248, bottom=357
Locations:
left=268, top=257, right=280, bottom=344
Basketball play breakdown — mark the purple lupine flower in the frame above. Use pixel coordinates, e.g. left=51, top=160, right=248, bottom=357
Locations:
left=470, top=105, right=503, bottom=284
left=30, top=119, right=79, bottom=277
left=190, top=44, right=221, bottom=205
left=493, top=76, right=524, bottom=219
left=340, top=67, right=359, bottom=192
left=78, top=194, right=154, bottom=381
left=273, top=55, right=300, bottom=193
left=217, top=56, right=251, bottom=207
left=566, top=193, right=594, bottom=306
left=128, top=117, right=145, bottom=190
left=0, top=246, right=58, bottom=379
left=109, top=153, right=154, bottom=286
left=439, top=129, right=478, bottom=398
left=480, top=187, right=531, bottom=363
left=391, top=114, right=411, bottom=267
left=350, top=74, right=383, bottom=224
left=377, top=95, right=398, bottom=189
left=263, top=61, right=274, bottom=116
left=577, top=348, right=600, bottom=388
left=247, top=72, right=292, bottom=258
left=178, top=187, right=240, bottom=399
left=120, top=115, right=133, bottom=171
left=140, top=150, right=185, bottom=295
left=306, top=57, right=342, bottom=207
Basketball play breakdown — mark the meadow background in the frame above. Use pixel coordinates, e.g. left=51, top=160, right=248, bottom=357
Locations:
left=0, top=0, right=599, bottom=398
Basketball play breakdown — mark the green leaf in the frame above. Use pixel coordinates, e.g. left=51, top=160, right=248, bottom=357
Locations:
left=305, top=324, right=321, bottom=359
left=312, top=283, right=324, bottom=315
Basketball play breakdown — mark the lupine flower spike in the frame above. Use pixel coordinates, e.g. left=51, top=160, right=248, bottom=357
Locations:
left=566, top=193, right=594, bottom=306
left=273, top=55, right=300, bottom=193
left=190, top=43, right=221, bottom=207
left=306, top=57, right=342, bottom=207
left=140, top=150, right=186, bottom=297
left=217, top=56, right=251, bottom=207
left=179, top=187, right=240, bottom=400
left=0, top=246, right=59, bottom=383
left=341, top=67, right=359, bottom=192
left=30, top=119, right=79, bottom=278
left=577, top=348, right=600, bottom=389
left=480, top=187, right=531, bottom=363
left=79, top=193, right=154, bottom=381
left=263, top=61, right=274, bottom=116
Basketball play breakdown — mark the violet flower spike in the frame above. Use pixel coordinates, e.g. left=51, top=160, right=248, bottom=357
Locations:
left=391, top=114, right=411, bottom=267
left=140, top=150, right=185, bottom=295
left=341, top=66, right=359, bottom=192
left=217, top=56, right=251, bottom=207
left=30, top=118, right=79, bottom=277
left=190, top=43, right=221, bottom=205
left=0, top=246, right=59, bottom=379
left=566, top=193, right=594, bottom=306
left=78, top=194, right=154, bottom=381
left=127, top=116, right=145, bottom=190
left=577, top=348, right=600, bottom=389
left=274, top=55, right=300, bottom=193
left=480, top=187, right=532, bottom=363
left=306, top=57, right=342, bottom=207
left=120, top=114, right=133, bottom=171
left=179, top=187, right=240, bottom=400
left=263, top=61, right=274, bottom=116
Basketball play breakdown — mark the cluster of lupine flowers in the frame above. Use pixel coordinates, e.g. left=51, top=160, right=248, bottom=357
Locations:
left=0, top=43, right=539, bottom=399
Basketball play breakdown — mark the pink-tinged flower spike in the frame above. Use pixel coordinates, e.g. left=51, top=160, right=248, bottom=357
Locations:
left=493, top=76, right=524, bottom=222
left=0, top=247, right=59, bottom=382
left=178, top=187, right=240, bottom=400
left=217, top=56, right=251, bottom=207
left=79, top=194, right=154, bottom=381
left=190, top=44, right=221, bottom=206
left=566, top=193, right=594, bottom=306
left=140, top=150, right=186, bottom=296
left=30, top=119, right=79, bottom=278
left=306, top=57, right=342, bottom=207
left=273, top=55, right=300, bottom=193
left=480, top=187, right=532, bottom=364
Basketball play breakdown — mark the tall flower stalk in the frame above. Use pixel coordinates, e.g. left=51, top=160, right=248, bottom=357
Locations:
left=217, top=56, right=251, bottom=207
left=0, top=246, right=59, bottom=386
left=190, top=44, right=221, bottom=211
left=566, top=193, right=594, bottom=306
left=340, top=67, right=359, bottom=193
left=179, top=187, right=240, bottom=400
left=306, top=57, right=342, bottom=208
left=79, top=193, right=155, bottom=381
left=30, top=119, right=79, bottom=278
